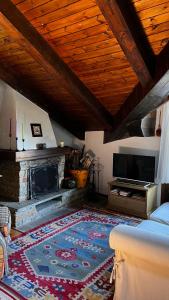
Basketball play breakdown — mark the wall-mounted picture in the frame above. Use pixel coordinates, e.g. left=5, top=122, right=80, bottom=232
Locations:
left=31, top=123, right=42, bottom=137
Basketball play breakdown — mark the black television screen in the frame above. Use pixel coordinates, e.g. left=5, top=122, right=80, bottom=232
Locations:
left=113, top=153, right=155, bottom=183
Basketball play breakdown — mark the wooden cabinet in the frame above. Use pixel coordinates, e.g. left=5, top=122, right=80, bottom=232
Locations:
left=108, top=180, right=157, bottom=218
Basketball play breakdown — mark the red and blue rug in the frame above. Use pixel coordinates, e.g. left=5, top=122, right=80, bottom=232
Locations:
left=1, top=209, right=140, bottom=299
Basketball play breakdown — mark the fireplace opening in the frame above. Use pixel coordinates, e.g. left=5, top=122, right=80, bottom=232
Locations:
left=29, top=165, right=59, bottom=199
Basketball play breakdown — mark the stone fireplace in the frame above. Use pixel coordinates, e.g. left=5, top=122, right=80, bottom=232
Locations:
left=0, top=154, right=65, bottom=202
left=0, top=81, right=88, bottom=228
left=0, top=148, right=88, bottom=228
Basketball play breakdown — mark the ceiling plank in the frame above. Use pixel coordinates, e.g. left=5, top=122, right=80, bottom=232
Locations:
left=96, top=0, right=154, bottom=87
left=104, top=42, right=169, bottom=143
left=0, top=0, right=114, bottom=130
left=0, top=61, right=85, bottom=139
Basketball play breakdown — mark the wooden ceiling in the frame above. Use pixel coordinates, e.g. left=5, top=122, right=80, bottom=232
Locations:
left=0, top=0, right=168, bottom=141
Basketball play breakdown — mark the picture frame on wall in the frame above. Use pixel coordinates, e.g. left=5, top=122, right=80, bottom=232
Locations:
left=31, top=123, right=42, bottom=137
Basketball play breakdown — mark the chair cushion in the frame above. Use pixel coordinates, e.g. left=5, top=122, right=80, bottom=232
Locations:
left=150, top=202, right=169, bottom=225
left=0, top=206, right=10, bottom=226
left=138, top=220, right=169, bottom=236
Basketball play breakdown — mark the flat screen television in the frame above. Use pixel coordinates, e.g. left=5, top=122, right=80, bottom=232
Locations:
left=113, top=153, right=155, bottom=183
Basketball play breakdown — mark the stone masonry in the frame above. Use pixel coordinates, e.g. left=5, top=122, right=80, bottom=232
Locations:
left=11, top=187, right=88, bottom=228
left=0, top=154, right=89, bottom=228
left=0, top=155, right=65, bottom=202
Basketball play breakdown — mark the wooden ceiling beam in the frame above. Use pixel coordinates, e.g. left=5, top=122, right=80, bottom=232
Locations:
left=104, top=42, right=169, bottom=143
left=0, top=0, right=114, bottom=130
left=97, top=0, right=154, bottom=87
left=0, top=61, right=85, bottom=139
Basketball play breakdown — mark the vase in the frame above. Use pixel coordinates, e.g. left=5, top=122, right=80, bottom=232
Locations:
left=70, top=169, right=89, bottom=188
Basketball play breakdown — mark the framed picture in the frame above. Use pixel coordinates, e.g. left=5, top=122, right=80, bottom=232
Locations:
left=31, top=123, right=42, bottom=137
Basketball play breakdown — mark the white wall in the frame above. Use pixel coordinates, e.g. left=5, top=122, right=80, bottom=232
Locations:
left=0, top=81, right=16, bottom=149
left=51, top=120, right=85, bottom=148
left=0, top=80, right=57, bottom=150
left=15, top=94, right=57, bottom=150
left=51, top=120, right=74, bottom=147
left=0, top=80, right=84, bottom=151
left=85, top=131, right=160, bottom=197
left=73, top=137, right=85, bottom=149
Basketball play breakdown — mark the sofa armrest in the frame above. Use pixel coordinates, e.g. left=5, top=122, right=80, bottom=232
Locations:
left=109, top=225, right=169, bottom=268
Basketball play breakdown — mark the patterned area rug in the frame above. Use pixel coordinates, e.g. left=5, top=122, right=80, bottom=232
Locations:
left=1, top=209, right=140, bottom=300
left=0, top=285, right=22, bottom=300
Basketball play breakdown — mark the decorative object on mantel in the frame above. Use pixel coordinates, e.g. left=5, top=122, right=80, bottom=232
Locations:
left=21, top=122, right=25, bottom=151
left=36, top=143, right=46, bottom=150
left=15, top=137, right=18, bottom=151
left=22, top=138, right=25, bottom=151
left=59, top=141, right=64, bottom=148
left=9, top=118, right=12, bottom=151
left=31, top=123, right=42, bottom=137
left=156, top=110, right=162, bottom=137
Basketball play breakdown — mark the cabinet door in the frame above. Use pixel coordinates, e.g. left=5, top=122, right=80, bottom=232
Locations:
left=108, top=194, right=146, bottom=216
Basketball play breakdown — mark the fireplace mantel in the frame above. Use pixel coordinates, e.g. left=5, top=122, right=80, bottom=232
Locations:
left=0, top=147, right=72, bottom=162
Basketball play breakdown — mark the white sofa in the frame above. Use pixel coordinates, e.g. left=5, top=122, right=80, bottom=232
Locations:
left=150, top=202, right=169, bottom=225
left=109, top=203, right=169, bottom=300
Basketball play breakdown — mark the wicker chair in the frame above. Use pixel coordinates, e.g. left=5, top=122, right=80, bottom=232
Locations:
left=0, top=206, right=11, bottom=279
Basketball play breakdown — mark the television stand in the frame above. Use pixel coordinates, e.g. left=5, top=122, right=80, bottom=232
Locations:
left=108, top=180, right=157, bottom=218
left=117, top=178, right=150, bottom=187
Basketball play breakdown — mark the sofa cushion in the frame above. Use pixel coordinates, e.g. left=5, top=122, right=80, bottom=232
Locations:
left=138, top=220, right=169, bottom=236
left=150, top=202, right=169, bottom=225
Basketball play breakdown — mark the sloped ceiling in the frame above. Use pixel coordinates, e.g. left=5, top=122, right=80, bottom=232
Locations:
left=0, top=0, right=168, bottom=142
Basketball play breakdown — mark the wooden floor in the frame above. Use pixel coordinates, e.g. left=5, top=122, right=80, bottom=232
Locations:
left=11, top=228, right=22, bottom=239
